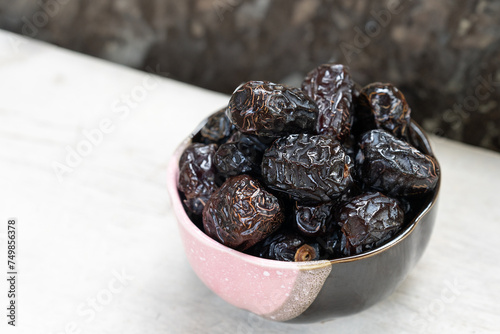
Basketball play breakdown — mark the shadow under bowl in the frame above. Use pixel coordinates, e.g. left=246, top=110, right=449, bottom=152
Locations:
left=166, top=121, right=441, bottom=323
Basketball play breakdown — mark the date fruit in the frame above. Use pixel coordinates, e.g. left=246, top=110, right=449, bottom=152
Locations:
left=359, top=83, right=411, bottom=139
left=317, top=226, right=343, bottom=259
left=214, top=132, right=268, bottom=177
left=202, top=175, right=284, bottom=251
left=302, top=63, right=353, bottom=140
left=262, top=134, right=353, bottom=203
left=252, top=231, right=319, bottom=262
left=227, top=81, right=318, bottom=137
left=178, top=143, right=218, bottom=215
left=357, top=129, right=439, bottom=197
left=294, top=202, right=334, bottom=237
left=338, top=192, right=404, bottom=255
left=200, top=107, right=234, bottom=143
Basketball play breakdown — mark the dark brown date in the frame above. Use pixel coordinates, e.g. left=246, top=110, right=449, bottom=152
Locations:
left=320, top=226, right=343, bottom=259
left=302, top=63, right=353, bottom=140
left=262, top=134, right=353, bottom=203
left=200, top=107, right=234, bottom=143
left=359, top=83, right=411, bottom=139
left=178, top=143, right=218, bottom=215
left=338, top=192, right=404, bottom=255
left=252, top=230, right=319, bottom=262
left=214, top=132, right=269, bottom=177
left=357, top=130, right=439, bottom=197
left=202, top=175, right=284, bottom=251
left=294, top=202, right=334, bottom=237
left=227, top=81, right=318, bottom=137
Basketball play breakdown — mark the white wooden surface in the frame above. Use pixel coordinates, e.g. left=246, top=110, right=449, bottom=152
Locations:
left=0, top=30, right=499, bottom=334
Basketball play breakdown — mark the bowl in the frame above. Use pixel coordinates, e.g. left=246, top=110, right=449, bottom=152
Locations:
left=166, top=120, right=440, bottom=323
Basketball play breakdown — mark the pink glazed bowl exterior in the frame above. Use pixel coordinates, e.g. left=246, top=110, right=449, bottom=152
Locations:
left=166, top=121, right=440, bottom=323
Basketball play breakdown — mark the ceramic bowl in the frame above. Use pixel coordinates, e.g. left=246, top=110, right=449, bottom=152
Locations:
left=166, top=120, right=440, bottom=323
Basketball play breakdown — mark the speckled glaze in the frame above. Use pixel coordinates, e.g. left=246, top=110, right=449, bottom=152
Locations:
left=166, top=121, right=440, bottom=322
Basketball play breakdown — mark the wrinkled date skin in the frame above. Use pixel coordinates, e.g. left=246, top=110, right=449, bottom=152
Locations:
left=359, top=83, right=411, bottom=139
left=200, top=107, right=234, bottom=143
left=317, top=226, right=343, bottom=259
left=357, top=130, right=439, bottom=197
left=178, top=143, right=219, bottom=216
left=227, top=81, right=318, bottom=137
left=202, top=175, right=284, bottom=251
left=294, top=202, right=334, bottom=237
left=214, top=131, right=269, bottom=177
left=252, top=231, right=319, bottom=262
left=262, top=134, right=353, bottom=203
left=302, top=64, right=354, bottom=140
left=339, top=192, right=404, bottom=255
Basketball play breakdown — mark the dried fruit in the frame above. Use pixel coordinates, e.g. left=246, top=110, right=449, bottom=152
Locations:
left=302, top=64, right=353, bottom=140
left=338, top=192, right=404, bottom=255
left=202, top=175, right=284, bottom=250
left=199, top=107, right=234, bottom=143
left=214, top=132, right=269, bottom=177
left=178, top=143, right=218, bottom=215
left=294, top=202, right=334, bottom=237
left=357, top=130, right=439, bottom=197
left=252, top=230, right=318, bottom=262
left=227, top=81, right=318, bottom=137
left=262, top=134, right=353, bottom=203
left=359, top=83, right=411, bottom=139
left=316, top=225, right=343, bottom=259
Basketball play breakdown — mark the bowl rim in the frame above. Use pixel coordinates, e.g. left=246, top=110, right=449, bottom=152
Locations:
left=167, top=119, right=441, bottom=269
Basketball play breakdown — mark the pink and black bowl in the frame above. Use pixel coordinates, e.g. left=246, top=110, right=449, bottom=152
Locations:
left=166, top=120, right=440, bottom=323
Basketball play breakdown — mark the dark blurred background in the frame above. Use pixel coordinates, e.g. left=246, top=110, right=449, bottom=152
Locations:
left=1, top=0, right=499, bottom=151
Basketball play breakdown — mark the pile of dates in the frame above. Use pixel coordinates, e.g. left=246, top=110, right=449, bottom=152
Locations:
left=178, top=63, right=440, bottom=262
